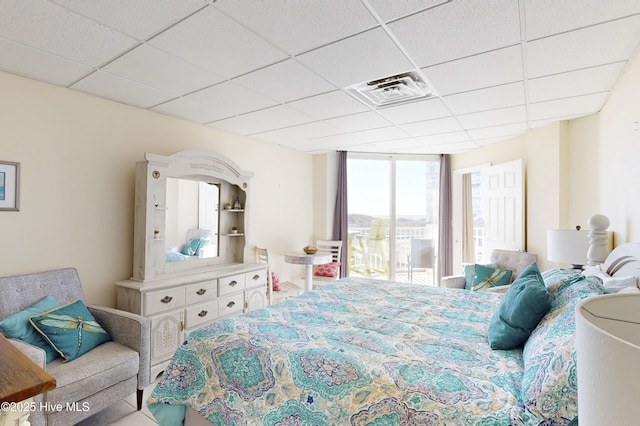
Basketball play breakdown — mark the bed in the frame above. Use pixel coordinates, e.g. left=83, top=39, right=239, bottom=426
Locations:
left=147, top=244, right=640, bottom=426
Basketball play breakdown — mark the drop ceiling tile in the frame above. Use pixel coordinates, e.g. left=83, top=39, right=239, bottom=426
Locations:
left=49, top=0, right=204, bottom=40
left=185, top=81, right=278, bottom=121
left=210, top=105, right=315, bottom=135
left=214, top=0, right=378, bottom=55
left=0, top=0, right=137, bottom=67
left=400, top=117, right=463, bottom=137
left=353, top=126, right=410, bottom=142
left=253, top=122, right=344, bottom=144
left=71, top=71, right=174, bottom=109
left=296, top=28, right=414, bottom=88
left=415, top=140, right=477, bottom=154
left=366, top=138, right=424, bottom=153
left=528, top=62, right=626, bottom=103
left=527, top=15, right=640, bottom=78
left=418, top=131, right=471, bottom=145
left=292, top=133, right=368, bottom=152
left=288, top=91, right=368, bottom=120
left=233, top=59, right=337, bottom=103
left=151, top=97, right=222, bottom=124
left=377, top=98, right=451, bottom=124
left=442, top=82, right=525, bottom=115
left=324, top=111, right=393, bottom=132
left=422, top=45, right=523, bottom=96
left=103, top=44, right=224, bottom=95
left=388, top=0, right=520, bottom=67
left=148, top=7, right=287, bottom=78
left=366, top=0, right=450, bottom=22
left=457, top=106, right=526, bottom=129
left=467, top=122, right=528, bottom=140
left=0, top=38, right=91, bottom=86
left=525, top=0, right=640, bottom=40
left=528, top=92, right=609, bottom=121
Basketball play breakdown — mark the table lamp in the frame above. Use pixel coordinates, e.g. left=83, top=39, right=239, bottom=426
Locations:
left=576, top=294, right=640, bottom=425
left=547, top=226, right=590, bottom=269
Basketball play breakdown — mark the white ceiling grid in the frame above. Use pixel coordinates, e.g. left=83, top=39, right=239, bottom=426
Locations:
left=1, top=0, right=639, bottom=154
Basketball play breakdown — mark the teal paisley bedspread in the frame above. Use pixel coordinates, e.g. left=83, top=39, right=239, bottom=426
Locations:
left=147, top=277, right=527, bottom=425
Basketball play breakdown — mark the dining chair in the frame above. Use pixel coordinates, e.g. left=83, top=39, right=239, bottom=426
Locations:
left=256, top=247, right=302, bottom=304
left=312, top=240, right=344, bottom=288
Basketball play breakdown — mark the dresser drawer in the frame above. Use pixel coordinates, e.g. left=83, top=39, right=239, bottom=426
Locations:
left=185, top=301, right=218, bottom=330
left=245, top=268, right=267, bottom=290
left=185, top=281, right=217, bottom=305
left=218, top=293, right=244, bottom=317
left=218, top=274, right=245, bottom=296
left=144, top=287, right=185, bottom=316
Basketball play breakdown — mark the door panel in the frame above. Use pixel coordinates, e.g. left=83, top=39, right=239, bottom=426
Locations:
left=482, top=159, right=524, bottom=261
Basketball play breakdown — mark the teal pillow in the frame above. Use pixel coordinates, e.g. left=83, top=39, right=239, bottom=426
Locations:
left=472, top=265, right=512, bottom=291
left=29, top=300, right=111, bottom=362
left=195, top=237, right=211, bottom=255
left=181, top=238, right=201, bottom=256
left=463, top=262, right=498, bottom=289
left=488, top=262, right=551, bottom=349
left=0, top=295, right=60, bottom=363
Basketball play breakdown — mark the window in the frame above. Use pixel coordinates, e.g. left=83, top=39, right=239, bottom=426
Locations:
left=347, top=154, right=440, bottom=284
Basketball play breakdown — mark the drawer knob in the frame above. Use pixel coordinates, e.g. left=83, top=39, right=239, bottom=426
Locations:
left=252, top=274, right=260, bottom=281
left=229, top=280, right=238, bottom=287
left=160, top=296, right=173, bottom=304
left=226, top=301, right=235, bottom=308
left=198, top=310, right=208, bottom=317
left=196, top=288, right=207, bottom=295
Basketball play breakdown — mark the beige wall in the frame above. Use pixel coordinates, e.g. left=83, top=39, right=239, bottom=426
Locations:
left=0, top=71, right=313, bottom=307
left=599, top=48, right=640, bottom=244
left=451, top=47, right=640, bottom=269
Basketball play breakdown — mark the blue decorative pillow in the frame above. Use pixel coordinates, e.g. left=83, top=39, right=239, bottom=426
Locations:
left=195, top=237, right=211, bottom=255
left=472, top=265, right=512, bottom=291
left=488, top=262, right=551, bottom=350
left=463, top=262, right=498, bottom=290
left=181, top=239, right=201, bottom=256
left=29, top=300, right=111, bottom=362
left=181, top=237, right=211, bottom=256
left=0, top=295, right=61, bottom=363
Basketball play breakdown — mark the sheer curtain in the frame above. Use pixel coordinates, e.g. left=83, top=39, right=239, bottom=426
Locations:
left=332, top=151, right=349, bottom=277
left=462, top=173, right=476, bottom=263
left=437, top=154, right=452, bottom=283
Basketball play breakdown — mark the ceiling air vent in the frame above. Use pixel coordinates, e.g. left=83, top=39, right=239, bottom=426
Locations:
left=345, top=71, right=434, bottom=108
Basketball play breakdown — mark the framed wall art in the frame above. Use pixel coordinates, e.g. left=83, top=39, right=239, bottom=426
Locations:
left=0, top=161, right=20, bottom=211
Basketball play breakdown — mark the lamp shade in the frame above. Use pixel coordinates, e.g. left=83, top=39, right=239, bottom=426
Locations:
left=547, top=229, right=590, bottom=267
left=576, top=294, right=640, bottom=425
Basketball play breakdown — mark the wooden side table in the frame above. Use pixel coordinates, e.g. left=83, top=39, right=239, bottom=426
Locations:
left=0, top=334, right=56, bottom=426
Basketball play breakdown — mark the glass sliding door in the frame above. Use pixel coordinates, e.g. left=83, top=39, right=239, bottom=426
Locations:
left=347, top=154, right=440, bottom=284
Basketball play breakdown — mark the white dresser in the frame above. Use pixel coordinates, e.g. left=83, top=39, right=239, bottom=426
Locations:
left=116, top=263, right=266, bottom=379
left=118, top=150, right=267, bottom=378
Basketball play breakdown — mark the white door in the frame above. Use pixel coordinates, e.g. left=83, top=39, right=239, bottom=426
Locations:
left=482, top=159, right=524, bottom=261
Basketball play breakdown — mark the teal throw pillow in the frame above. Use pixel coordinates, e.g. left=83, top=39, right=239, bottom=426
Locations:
left=195, top=237, right=211, bottom=255
left=29, top=300, right=111, bottom=362
left=0, top=295, right=61, bottom=363
left=463, top=262, right=498, bottom=290
left=181, top=238, right=201, bottom=256
left=472, top=265, right=512, bottom=291
left=488, top=262, right=551, bottom=350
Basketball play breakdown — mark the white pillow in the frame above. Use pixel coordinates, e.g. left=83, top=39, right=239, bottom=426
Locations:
left=582, top=265, right=637, bottom=293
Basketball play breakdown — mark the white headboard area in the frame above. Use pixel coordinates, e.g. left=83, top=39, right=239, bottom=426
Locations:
left=600, top=243, right=640, bottom=279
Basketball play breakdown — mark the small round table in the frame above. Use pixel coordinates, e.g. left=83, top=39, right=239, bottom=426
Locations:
left=284, top=251, right=332, bottom=293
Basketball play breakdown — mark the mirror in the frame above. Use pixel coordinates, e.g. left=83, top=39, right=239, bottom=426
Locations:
left=165, top=178, right=219, bottom=261
left=133, top=150, right=253, bottom=281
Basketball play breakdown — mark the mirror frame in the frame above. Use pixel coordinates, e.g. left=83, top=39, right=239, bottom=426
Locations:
left=132, top=150, right=253, bottom=281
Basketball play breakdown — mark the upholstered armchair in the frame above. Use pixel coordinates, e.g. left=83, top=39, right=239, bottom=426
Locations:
left=441, top=249, right=538, bottom=293
left=0, top=268, right=151, bottom=426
